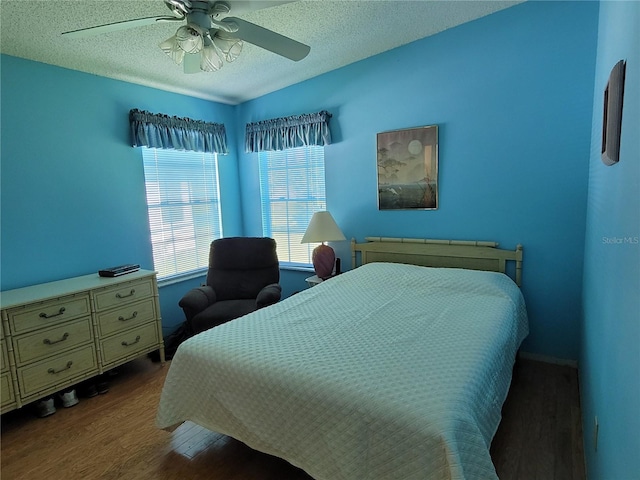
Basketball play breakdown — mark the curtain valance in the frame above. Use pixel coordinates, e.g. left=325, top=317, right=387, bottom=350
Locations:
left=245, top=110, right=332, bottom=153
left=129, top=109, right=228, bottom=154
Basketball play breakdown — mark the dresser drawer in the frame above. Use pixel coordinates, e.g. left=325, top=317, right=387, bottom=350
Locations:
left=1, top=337, right=8, bottom=373
left=96, top=298, right=156, bottom=337
left=17, top=344, right=97, bottom=398
left=101, top=322, right=159, bottom=365
left=93, top=278, right=154, bottom=311
left=13, top=317, right=93, bottom=366
left=1, top=372, right=15, bottom=406
left=8, top=294, right=91, bottom=334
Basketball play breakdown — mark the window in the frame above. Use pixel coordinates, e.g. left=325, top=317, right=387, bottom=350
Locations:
left=142, top=147, right=222, bottom=281
left=259, top=146, right=325, bottom=268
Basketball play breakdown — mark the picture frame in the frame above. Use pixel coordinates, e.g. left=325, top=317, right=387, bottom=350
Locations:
left=377, top=125, right=438, bottom=210
left=601, top=59, right=626, bottom=166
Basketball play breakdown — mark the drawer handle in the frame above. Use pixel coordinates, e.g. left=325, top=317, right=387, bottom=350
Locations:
left=43, top=332, right=70, bottom=345
left=116, top=289, right=136, bottom=299
left=47, top=361, right=73, bottom=374
left=39, top=307, right=66, bottom=319
left=121, top=335, right=141, bottom=347
left=118, top=311, right=138, bottom=322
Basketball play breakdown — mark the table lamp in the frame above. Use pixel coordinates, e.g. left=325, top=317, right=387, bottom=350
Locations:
left=301, top=211, right=346, bottom=279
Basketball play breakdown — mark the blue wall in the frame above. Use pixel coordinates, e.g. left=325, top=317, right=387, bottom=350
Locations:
left=238, top=0, right=599, bottom=361
left=0, top=56, right=243, bottom=335
left=580, top=1, right=640, bottom=478
left=0, top=3, right=602, bottom=360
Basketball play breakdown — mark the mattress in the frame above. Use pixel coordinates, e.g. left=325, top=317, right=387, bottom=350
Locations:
left=156, top=262, right=529, bottom=479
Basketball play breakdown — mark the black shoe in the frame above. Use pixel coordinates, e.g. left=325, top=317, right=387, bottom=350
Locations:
left=96, top=375, right=110, bottom=394
left=78, top=381, right=98, bottom=398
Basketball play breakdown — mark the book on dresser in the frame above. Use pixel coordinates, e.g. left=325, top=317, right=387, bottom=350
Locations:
left=0, top=270, right=165, bottom=414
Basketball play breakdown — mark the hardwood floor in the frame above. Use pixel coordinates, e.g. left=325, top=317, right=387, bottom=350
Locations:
left=491, top=359, right=586, bottom=480
left=1, top=357, right=585, bottom=480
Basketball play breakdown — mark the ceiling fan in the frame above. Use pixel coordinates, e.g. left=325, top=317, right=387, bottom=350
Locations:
left=61, top=0, right=310, bottom=74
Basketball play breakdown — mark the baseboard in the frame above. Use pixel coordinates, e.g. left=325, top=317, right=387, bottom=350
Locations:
left=518, top=351, right=578, bottom=369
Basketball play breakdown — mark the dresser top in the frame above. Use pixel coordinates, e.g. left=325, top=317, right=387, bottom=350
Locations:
left=0, top=270, right=157, bottom=309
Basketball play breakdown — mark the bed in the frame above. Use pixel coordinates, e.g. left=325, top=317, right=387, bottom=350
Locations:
left=156, top=237, right=528, bottom=480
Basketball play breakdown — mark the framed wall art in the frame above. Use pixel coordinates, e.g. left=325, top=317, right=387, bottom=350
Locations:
left=601, top=59, right=626, bottom=166
left=377, top=125, right=438, bottom=210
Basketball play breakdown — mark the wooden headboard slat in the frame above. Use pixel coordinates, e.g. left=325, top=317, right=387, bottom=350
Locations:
left=351, top=237, right=523, bottom=287
left=364, top=237, right=499, bottom=248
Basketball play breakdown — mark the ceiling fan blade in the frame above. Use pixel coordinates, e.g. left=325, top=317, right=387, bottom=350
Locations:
left=62, top=16, right=183, bottom=39
left=214, top=1, right=297, bottom=17
left=183, top=53, right=201, bottom=74
left=221, top=17, right=309, bottom=61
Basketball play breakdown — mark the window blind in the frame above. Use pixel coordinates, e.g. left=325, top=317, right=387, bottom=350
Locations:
left=142, top=147, right=222, bottom=280
left=259, top=146, right=325, bottom=267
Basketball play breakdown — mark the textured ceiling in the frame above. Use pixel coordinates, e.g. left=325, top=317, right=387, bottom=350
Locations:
left=0, top=0, right=522, bottom=105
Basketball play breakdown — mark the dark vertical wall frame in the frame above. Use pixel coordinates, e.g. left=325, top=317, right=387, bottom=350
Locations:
left=601, top=60, right=626, bottom=166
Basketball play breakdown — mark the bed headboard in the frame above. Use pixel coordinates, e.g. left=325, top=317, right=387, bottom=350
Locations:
left=351, top=237, right=523, bottom=287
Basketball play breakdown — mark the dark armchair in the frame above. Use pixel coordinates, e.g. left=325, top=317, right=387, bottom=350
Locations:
left=179, top=237, right=282, bottom=335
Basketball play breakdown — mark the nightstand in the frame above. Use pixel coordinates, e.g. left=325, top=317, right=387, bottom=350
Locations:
left=305, top=275, right=323, bottom=287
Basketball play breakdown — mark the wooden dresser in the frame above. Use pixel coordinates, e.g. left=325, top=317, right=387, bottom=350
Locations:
left=0, top=270, right=165, bottom=414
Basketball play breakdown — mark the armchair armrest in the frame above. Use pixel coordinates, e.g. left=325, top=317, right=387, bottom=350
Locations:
left=256, top=283, right=282, bottom=308
left=179, top=286, right=217, bottom=322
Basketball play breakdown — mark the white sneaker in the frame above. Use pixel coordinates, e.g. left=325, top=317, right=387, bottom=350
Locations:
left=58, top=389, right=79, bottom=408
left=35, top=398, right=56, bottom=417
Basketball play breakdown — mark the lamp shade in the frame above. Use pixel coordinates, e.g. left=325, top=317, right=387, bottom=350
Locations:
left=301, top=211, right=346, bottom=279
left=301, top=211, right=346, bottom=244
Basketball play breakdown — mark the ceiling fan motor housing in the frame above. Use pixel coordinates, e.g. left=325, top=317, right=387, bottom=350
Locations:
left=187, top=11, right=211, bottom=32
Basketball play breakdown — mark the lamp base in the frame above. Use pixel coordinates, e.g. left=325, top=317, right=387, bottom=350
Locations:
left=312, top=244, right=335, bottom=279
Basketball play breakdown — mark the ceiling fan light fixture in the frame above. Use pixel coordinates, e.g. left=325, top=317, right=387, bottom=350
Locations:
left=201, top=43, right=224, bottom=72
left=212, top=35, right=243, bottom=63
left=159, top=34, right=186, bottom=65
left=176, top=24, right=204, bottom=54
